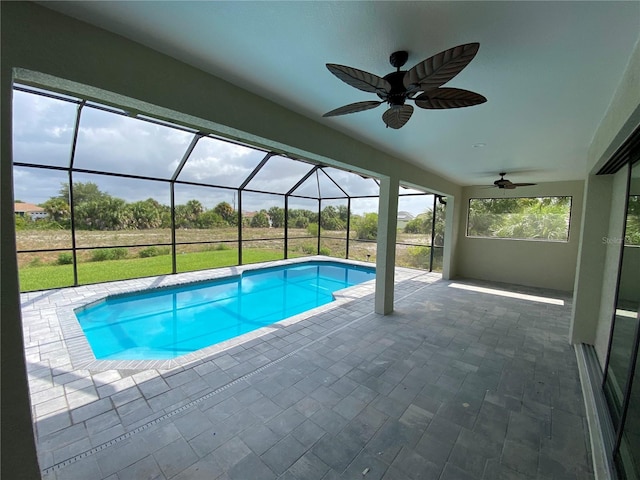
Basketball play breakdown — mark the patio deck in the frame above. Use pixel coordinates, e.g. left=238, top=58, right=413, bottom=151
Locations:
left=21, top=262, right=593, bottom=480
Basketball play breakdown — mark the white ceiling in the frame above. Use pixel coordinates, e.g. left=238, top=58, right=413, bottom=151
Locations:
left=43, top=1, right=639, bottom=186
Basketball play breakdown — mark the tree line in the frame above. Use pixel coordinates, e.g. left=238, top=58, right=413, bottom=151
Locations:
left=18, top=182, right=357, bottom=232
left=17, top=182, right=453, bottom=243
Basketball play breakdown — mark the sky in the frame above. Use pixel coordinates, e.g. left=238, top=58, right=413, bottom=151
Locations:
left=12, top=87, right=435, bottom=216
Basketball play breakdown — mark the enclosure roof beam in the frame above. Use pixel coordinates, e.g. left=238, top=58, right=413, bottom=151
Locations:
left=238, top=152, right=274, bottom=191
left=286, top=164, right=321, bottom=197
left=320, top=168, right=350, bottom=199
left=171, top=133, right=204, bottom=182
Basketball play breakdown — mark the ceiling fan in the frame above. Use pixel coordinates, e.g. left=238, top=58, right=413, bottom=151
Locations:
left=491, top=173, right=537, bottom=189
left=323, top=43, right=486, bottom=129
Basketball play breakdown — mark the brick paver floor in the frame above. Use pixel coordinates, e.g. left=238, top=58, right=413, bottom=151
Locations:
left=20, top=259, right=593, bottom=479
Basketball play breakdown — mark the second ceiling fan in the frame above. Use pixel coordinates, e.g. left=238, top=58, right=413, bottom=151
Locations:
left=323, top=42, right=487, bottom=129
left=490, top=173, right=537, bottom=190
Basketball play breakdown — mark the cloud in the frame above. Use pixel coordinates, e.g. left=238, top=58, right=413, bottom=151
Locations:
left=11, top=87, right=435, bottom=216
left=177, top=137, right=266, bottom=187
left=245, top=156, right=314, bottom=194
left=12, top=90, right=77, bottom=168
left=398, top=194, right=435, bottom=216
left=321, top=167, right=380, bottom=197
left=74, top=106, right=193, bottom=179
left=12, top=167, right=68, bottom=204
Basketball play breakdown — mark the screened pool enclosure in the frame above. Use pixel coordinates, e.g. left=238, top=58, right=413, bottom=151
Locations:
left=12, top=85, right=445, bottom=292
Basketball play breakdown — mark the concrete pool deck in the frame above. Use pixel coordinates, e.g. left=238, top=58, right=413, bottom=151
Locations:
left=21, top=258, right=593, bottom=479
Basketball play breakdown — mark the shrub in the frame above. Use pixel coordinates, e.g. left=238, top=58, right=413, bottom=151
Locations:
left=307, top=223, right=319, bottom=236
left=250, top=211, right=270, bottom=228
left=302, top=243, right=316, bottom=255
left=319, top=246, right=331, bottom=256
left=407, top=246, right=430, bottom=269
left=32, top=219, right=65, bottom=231
left=111, top=248, right=128, bottom=260
left=28, top=257, right=43, bottom=267
left=138, top=245, right=171, bottom=258
left=294, top=216, right=309, bottom=229
left=14, top=215, right=30, bottom=230
left=320, top=216, right=344, bottom=231
left=138, top=246, right=169, bottom=258
left=91, top=247, right=128, bottom=262
left=215, top=243, right=231, bottom=251
left=355, top=213, right=378, bottom=240
left=139, top=246, right=159, bottom=258
left=91, top=249, right=111, bottom=262
left=57, top=252, right=73, bottom=265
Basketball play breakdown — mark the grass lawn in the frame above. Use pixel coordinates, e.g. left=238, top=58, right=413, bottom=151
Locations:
left=19, top=248, right=289, bottom=292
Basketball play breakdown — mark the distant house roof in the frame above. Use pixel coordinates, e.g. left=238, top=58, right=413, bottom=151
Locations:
left=14, top=202, right=45, bottom=213
left=397, top=211, right=414, bottom=221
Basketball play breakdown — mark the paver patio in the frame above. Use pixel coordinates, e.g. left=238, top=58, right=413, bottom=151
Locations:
left=20, top=260, right=593, bottom=479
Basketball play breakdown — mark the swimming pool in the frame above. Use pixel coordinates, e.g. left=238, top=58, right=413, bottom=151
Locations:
left=75, top=261, right=375, bottom=360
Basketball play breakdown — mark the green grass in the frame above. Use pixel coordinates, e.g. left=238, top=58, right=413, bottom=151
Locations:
left=19, top=248, right=286, bottom=292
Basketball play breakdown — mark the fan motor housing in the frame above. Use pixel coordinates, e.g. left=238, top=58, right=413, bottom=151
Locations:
left=379, top=71, right=408, bottom=105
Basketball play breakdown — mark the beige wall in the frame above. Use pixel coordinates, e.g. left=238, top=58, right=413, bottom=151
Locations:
left=455, top=180, right=584, bottom=291
left=570, top=36, right=640, bottom=354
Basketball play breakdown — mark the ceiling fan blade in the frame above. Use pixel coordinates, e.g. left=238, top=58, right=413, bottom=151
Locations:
left=511, top=183, right=537, bottom=187
left=326, top=64, right=391, bottom=94
left=382, top=105, right=413, bottom=129
left=323, top=101, right=383, bottom=117
left=504, top=184, right=517, bottom=190
left=414, top=88, right=487, bottom=109
left=403, top=43, right=480, bottom=92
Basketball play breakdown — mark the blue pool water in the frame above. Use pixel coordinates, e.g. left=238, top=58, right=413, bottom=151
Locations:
left=75, top=261, right=375, bottom=360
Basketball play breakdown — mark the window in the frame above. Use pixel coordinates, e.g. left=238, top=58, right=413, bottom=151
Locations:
left=467, top=196, right=571, bottom=241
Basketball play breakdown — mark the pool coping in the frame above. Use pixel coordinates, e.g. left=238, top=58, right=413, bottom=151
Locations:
left=29, top=256, right=385, bottom=372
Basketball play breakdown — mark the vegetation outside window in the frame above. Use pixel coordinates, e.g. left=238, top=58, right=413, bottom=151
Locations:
left=624, top=195, right=640, bottom=245
left=467, top=197, right=571, bottom=241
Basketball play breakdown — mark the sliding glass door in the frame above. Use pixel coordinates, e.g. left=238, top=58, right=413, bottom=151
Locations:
left=603, top=159, right=640, bottom=479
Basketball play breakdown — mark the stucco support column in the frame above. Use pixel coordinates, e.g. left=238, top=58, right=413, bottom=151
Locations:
left=375, top=175, right=399, bottom=315
left=441, top=195, right=458, bottom=280
left=1, top=68, right=41, bottom=477
left=570, top=174, right=614, bottom=344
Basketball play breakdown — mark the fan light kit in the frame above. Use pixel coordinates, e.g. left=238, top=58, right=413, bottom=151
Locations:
left=323, top=43, right=487, bottom=129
